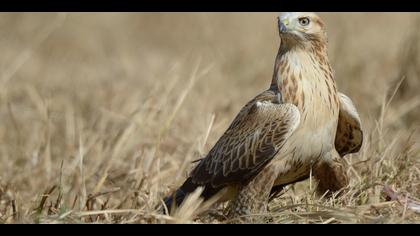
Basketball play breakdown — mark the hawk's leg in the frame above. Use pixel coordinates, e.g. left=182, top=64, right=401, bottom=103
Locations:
left=313, top=149, right=349, bottom=197
left=227, top=164, right=278, bottom=223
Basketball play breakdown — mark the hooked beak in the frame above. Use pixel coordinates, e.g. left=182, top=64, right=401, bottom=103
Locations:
left=278, top=17, right=289, bottom=33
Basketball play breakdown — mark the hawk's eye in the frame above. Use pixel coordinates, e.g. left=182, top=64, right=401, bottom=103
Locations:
left=298, top=17, right=310, bottom=26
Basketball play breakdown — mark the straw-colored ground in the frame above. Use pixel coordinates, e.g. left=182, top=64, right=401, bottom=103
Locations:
left=0, top=13, right=419, bottom=224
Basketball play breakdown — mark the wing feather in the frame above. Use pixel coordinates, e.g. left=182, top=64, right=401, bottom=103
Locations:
left=335, top=92, right=363, bottom=157
left=190, top=90, right=300, bottom=188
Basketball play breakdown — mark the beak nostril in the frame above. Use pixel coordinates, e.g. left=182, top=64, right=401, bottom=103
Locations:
left=278, top=18, right=289, bottom=34
left=279, top=23, right=287, bottom=33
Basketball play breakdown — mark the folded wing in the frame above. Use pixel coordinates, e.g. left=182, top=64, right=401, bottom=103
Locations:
left=190, top=90, right=300, bottom=188
left=335, top=92, right=363, bottom=157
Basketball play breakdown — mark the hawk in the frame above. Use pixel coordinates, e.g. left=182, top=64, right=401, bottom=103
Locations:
left=162, top=12, right=363, bottom=221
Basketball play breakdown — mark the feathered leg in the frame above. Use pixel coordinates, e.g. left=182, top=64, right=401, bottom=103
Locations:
left=228, top=165, right=278, bottom=223
left=313, top=149, right=349, bottom=196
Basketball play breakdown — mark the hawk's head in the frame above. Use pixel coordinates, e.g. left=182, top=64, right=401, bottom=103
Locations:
left=278, top=12, right=327, bottom=49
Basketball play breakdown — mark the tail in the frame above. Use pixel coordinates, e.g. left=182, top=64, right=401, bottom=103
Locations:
left=162, top=177, right=198, bottom=213
left=161, top=177, right=220, bottom=214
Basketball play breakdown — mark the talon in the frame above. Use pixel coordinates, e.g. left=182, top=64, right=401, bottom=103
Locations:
left=277, top=93, right=282, bottom=104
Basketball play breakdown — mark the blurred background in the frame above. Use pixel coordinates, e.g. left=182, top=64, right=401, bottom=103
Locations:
left=0, top=13, right=419, bottom=223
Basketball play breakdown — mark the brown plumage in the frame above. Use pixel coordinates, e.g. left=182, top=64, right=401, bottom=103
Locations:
left=335, top=93, right=363, bottom=157
left=163, top=12, right=363, bottom=221
left=190, top=91, right=300, bottom=188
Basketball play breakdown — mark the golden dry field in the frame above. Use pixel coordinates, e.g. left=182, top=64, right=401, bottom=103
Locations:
left=0, top=13, right=419, bottom=224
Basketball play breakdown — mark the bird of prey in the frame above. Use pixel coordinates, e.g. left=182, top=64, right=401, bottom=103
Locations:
left=162, top=12, right=363, bottom=220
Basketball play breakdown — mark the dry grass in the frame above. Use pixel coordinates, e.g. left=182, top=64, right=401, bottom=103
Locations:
left=0, top=12, right=419, bottom=224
